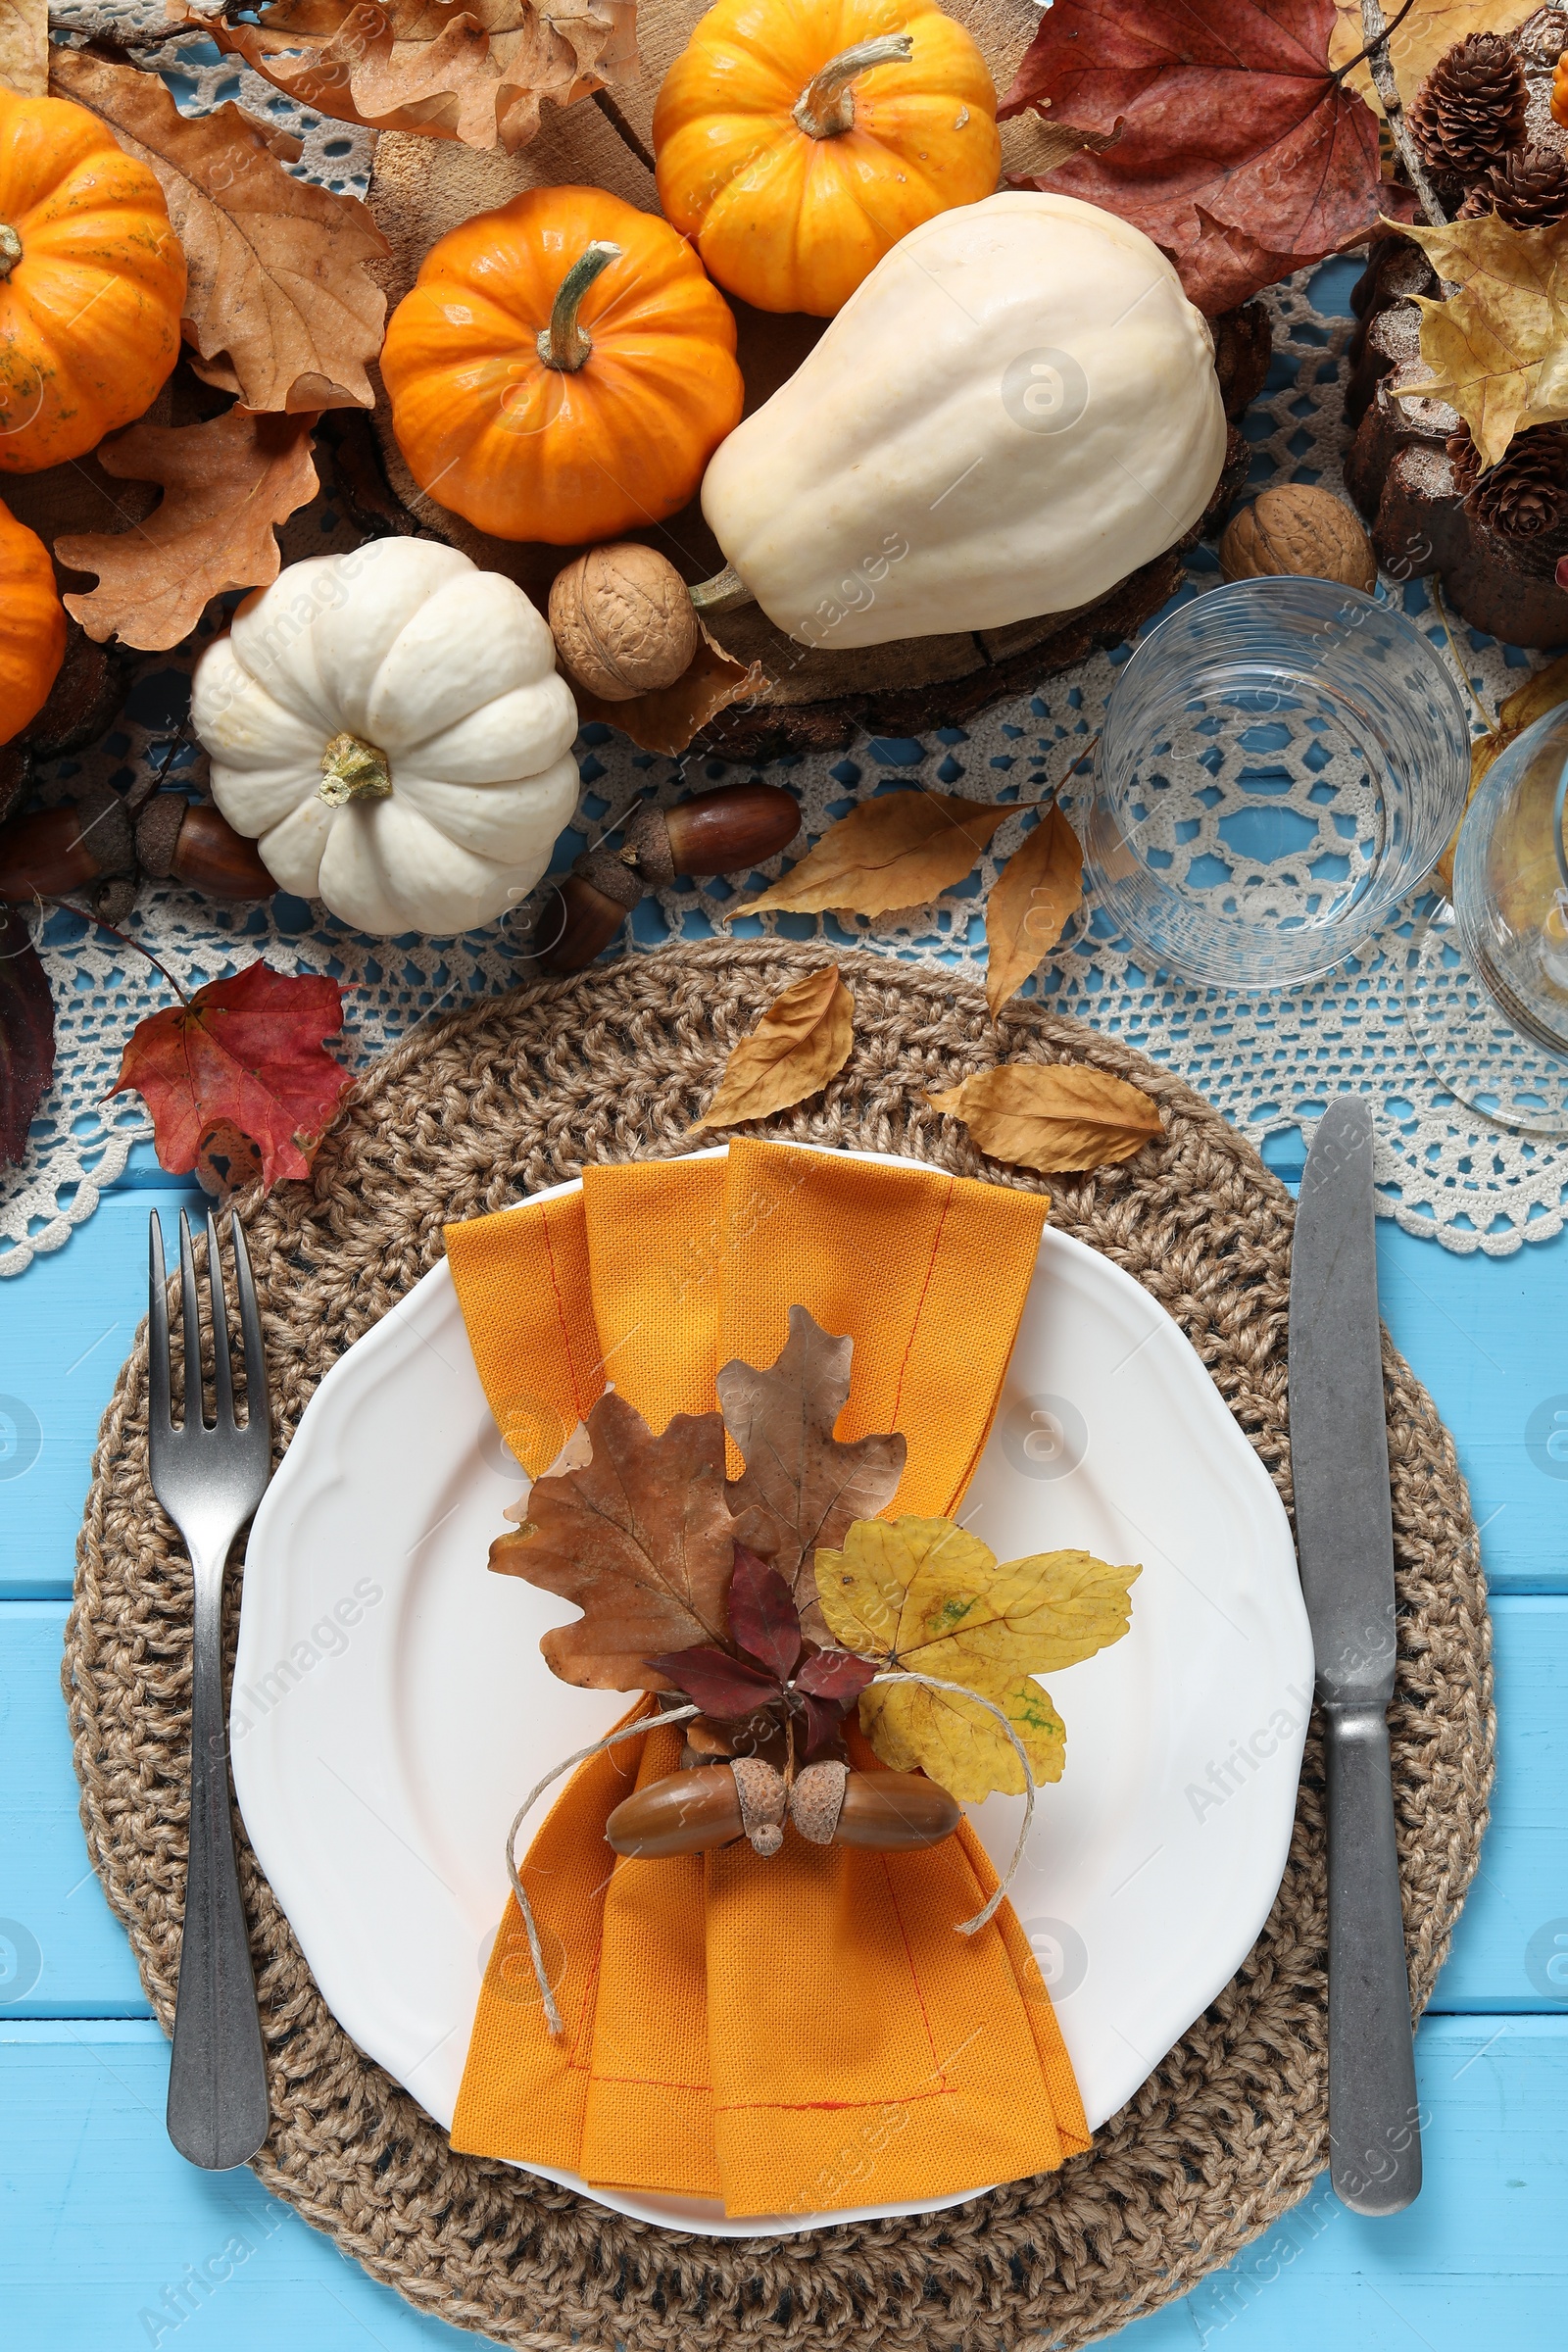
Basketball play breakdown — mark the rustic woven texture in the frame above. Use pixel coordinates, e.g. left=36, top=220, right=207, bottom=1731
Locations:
left=64, top=940, right=1494, bottom=2351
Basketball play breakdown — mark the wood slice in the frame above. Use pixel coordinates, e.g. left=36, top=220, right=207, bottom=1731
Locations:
left=359, top=0, right=1271, bottom=755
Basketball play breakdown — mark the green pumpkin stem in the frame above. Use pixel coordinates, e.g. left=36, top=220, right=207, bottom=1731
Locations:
left=318, top=730, right=392, bottom=806
left=537, top=242, right=623, bottom=373
left=0, top=224, right=22, bottom=279
left=793, top=32, right=913, bottom=139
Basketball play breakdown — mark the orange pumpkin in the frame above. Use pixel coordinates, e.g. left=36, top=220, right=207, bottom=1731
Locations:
left=0, top=89, right=186, bottom=473
left=381, top=186, right=745, bottom=547
left=0, top=496, right=66, bottom=744
left=653, top=0, right=1001, bottom=318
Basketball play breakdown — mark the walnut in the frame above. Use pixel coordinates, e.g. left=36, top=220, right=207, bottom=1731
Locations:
left=1219, top=485, right=1378, bottom=594
left=548, top=542, right=699, bottom=702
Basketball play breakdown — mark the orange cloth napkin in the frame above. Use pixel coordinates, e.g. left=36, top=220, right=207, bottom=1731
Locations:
left=443, top=1140, right=1090, bottom=2217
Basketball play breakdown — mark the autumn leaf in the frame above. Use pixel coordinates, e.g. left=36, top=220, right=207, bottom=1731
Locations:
left=50, top=50, right=389, bottom=415
left=998, top=0, right=1390, bottom=314
left=569, top=625, right=767, bottom=760
left=1329, top=0, right=1538, bottom=114
left=490, top=1390, right=740, bottom=1690
left=55, top=409, right=318, bottom=653
left=109, top=958, right=350, bottom=1191
left=985, top=805, right=1083, bottom=1016
left=731, top=791, right=1011, bottom=920
left=695, top=965, right=854, bottom=1132
left=1437, top=652, right=1568, bottom=897
left=1393, top=213, right=1568, bottom=471
left=0, top=0, right=47, bottom=97
left=717, top=1304, right=906, bottom=1641
left=193, top=0, right=639, bottom=157
left=0, top=906, right=54, bottom=1164
left=929, top=1061, right=1163, bottom=1173
left=817, top=1515, right=1139, bottom=1802
left=649, top=1546, right=878, bottom=1755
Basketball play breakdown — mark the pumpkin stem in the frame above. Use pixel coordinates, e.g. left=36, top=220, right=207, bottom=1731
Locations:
left=318, top=730, right=392, bottom=806
left=689, top=564, right=756, bottom=616
left=793, top=31, right=913, bottom=138
left=0, top=223, right=21, bottom=279
left=537, top=241, right=623, bottom=373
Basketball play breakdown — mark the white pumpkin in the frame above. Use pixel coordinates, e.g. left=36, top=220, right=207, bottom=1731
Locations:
left=191, top=540, right=580, bottom=937
left=700, top=191, right=1229, bottom=649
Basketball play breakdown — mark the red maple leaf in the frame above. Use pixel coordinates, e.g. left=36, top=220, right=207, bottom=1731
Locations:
left=999, top=0, right=1396, bottom=315
left=110, top=959, right=350, bottom=1191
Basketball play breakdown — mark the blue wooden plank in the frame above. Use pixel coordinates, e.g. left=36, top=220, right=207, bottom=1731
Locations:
left=5, top=1595, right=1562, bottom=2019
left=0, top=2016, right=1561, bottom=2349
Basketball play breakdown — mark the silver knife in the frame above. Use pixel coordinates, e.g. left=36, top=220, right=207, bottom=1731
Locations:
left=1289, top=1098, right=1421, bottom=2215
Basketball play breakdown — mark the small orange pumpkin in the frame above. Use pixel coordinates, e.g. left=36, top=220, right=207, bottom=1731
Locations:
left=381, top=186, right=746, bottom=547
left=0, top=89, right=186, bottom=473
left=653, top=0, right=1001, bottom=318
left=0, top=495, right=66, bottom=744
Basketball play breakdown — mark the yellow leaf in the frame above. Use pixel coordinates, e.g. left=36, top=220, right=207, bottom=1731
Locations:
left=985, top=804, right=1084, bottom=1015
left=1329, top=0, right=1537, bottom=114
left=730, top=790, right=1011, bottom=920
left=694, top=964, right=854, bottom=1130
left=1393, top=214, right=1568, bottom=471
left=928, top=1061, right=1163, bottom=1173
left=859, top=1661, right=1066, bottom=1803
left=1436, top=651, right=1568, bottom=896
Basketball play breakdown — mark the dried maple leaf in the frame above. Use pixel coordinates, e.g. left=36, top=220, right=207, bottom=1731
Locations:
left=50, top=50, right=389, bottom=414
left=1329, top=0, right=1538, bottom=114
left=1394, top=213, right=1568, bottom=471
left=490, top=1390, right=741, bottom=1690
left=56, top=409, right=318, bottom=654
left=717, top=1305, right=906, bottom=1642
left=192, top=0, right=639, bottom=157
left=695, top=965, right=854, bottom=1132
left=928, top=1061, right=1162, bottom=1173
left=730, top=791, right=1011, bottom=921
left=109, top=959, right=350, bottom=1190
left=0, top=907, right=54, bottom=1165
left=985, top=806, right=1083, bottom=1017
left=999, top=0, right=1390, bottom=314
left=817, top=1515, right=1139, bottom=1802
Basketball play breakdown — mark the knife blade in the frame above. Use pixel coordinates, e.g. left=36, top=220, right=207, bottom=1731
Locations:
left=1289, top=1097, right=1421, bottom=2215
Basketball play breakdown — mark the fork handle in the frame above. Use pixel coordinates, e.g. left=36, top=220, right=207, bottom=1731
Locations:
left=167, top=1560, right=270, bottom=2170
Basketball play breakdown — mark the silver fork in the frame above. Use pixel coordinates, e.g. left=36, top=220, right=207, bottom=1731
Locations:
left=149, top=1208, right=272, bottom=2170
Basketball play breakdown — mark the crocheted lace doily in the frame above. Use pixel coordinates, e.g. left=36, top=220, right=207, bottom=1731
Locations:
left=0, top=39, right=1548, bottom=1271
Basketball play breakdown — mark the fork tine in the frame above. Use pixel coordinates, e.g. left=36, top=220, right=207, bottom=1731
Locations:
left=148, top=1213, right=171, bottom=1433
left=206, top=1210, right=235, bottom=1429
left=231, top=1217, right=270, bottom=1451
left=177, top=1210, right=205, bottom=1433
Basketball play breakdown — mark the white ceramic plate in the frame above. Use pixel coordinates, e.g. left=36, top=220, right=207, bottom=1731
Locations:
left=233, top=1147, right=1312, bottom=2238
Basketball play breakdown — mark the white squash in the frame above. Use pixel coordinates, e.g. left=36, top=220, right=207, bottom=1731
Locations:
left=191, top=540, right=580, bottom=937
left=699, top=191, right=1229, bottom=650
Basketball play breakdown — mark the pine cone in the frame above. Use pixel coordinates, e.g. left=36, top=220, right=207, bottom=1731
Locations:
left=1411, top=32, right=1528, bottom=179
left=1446, top=428, right=1482, bottom=494
left=1458, top=144, right=1568, bottom=229
left=1469, top=426, right=1568, bottom=539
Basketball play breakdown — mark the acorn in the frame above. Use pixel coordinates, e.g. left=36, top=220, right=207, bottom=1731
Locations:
left=604, top=1760, right=959, bottom=1860
left=535, top=781, right=800, bottom=974
left=134, top=795, right=276, bottom=901
left=0, top=782, right=135, bottom=921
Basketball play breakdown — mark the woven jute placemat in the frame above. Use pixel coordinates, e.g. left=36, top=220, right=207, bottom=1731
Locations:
left=65, top=940, right=1494, bottom=2351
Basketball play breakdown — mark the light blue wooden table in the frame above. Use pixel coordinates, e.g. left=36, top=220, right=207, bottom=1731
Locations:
left=2, top=1125, right=1564, bottom=2349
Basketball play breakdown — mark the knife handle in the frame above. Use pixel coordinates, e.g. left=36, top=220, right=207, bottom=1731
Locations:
left=1324, top=1702, right=1422, bottom=2214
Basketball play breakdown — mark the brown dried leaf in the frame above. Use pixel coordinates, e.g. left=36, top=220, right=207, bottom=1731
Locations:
left=51, top=49, right=389, bottom=414
left=1437, top=651, right=1568, bottom=896
left=1393, top=213, right=1568, bottom=472
left=695, top=965, right=854, bottom=1133
left=717, top=1304, right=906, bottom=1642
left=0, top=0, right=47, bottom=95
left=569, top=623, right=765, bottom=759
left=1329, top=0, right=1538, bottom=114
left=56, top=409, right=318, bottom=653
left=489, top=1390, right=739, bottom=1690
left=190, top=0, right=638, bottom=157
left=928, top=1062, right=1163, bottom=1173
left=985, top=805, right=1083, bottom=1016
left=731, top=790, right=1011, bottom=921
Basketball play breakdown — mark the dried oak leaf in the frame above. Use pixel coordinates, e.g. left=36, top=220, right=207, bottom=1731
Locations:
left=569, top=624, right=766, bottom=760
left=191, top=0, right=639, bottom=157
left=109, top=959, right=350, bottom=1190
left=490, top=1390, right=741, bottom=1690
left=817, top=1516, right=1140, bottom=1803
left=998, top=0, right=1391, bottom=315
left=1437, top=650, right=1568, bottom=896
left=985, top=805, right=1083, bottom=1016
left=51, top=48, right=388, bottom=415
left=1395, top=213, right=1568, bottom=471
left=717, top=1304, right=906, bottom=1642
left=929, top=1061, right=1163, bottom=1173
left=731, top=790, right=1010, bottom=921
left=695, top=964, right=854, bottom=1132
left=55, top=409, right=319, bottom=653
left=1328, top=0, right=1539, bottom=115
left=0, top=906, right=55, bottom=1165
